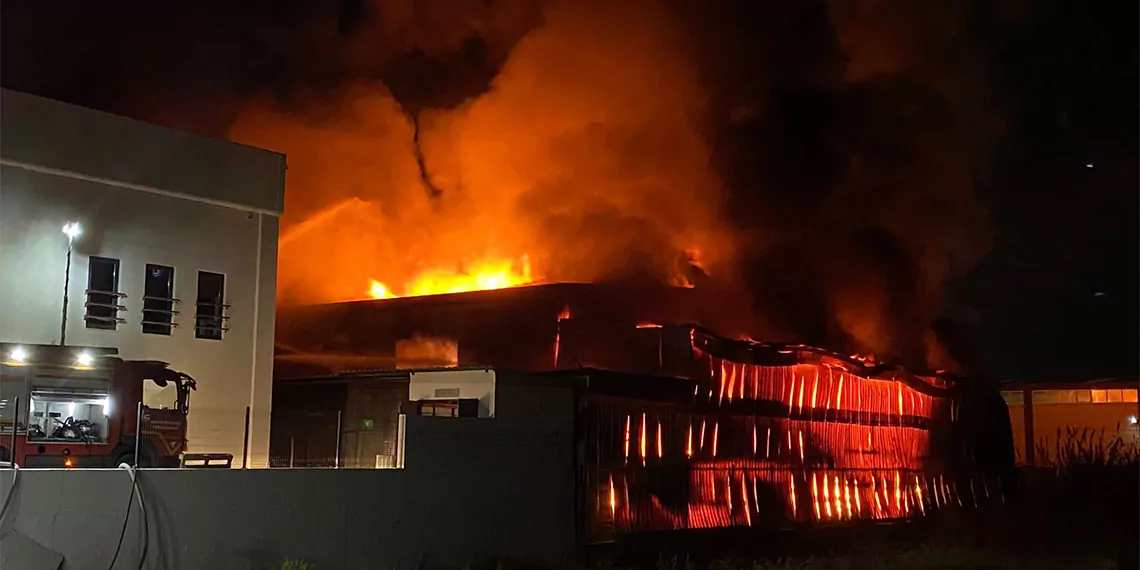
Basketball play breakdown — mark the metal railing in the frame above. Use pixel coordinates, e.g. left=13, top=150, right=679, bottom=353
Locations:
left=142, top=295, right=181, bottom=330
left=194, top=300, right=231, bottom=336
left=84, top=289, right=128, bottom=325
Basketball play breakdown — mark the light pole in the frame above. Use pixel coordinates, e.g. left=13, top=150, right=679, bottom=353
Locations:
left=60, top=222, right=81, bottom=346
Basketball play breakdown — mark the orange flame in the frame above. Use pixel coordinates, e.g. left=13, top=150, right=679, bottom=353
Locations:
left=833, top=475, right=842, bottom=520
left=915, top=476, right=926, bottom=515
left=368, top=255, right=533, bottom=299
left=609, top=475, right=617, bottom=520
left=623, top=415, right=631, bottom=462
left=812, top=473, right=822, bottom=520
left=656, top=419, right=663, bottom=459
left=239, top=2, right=735, bottom=308
left=639, top=413, right=647, bottom=464
left=823, top=473, right=832, bottom=519
left=789, top=474, right=797, bottom=519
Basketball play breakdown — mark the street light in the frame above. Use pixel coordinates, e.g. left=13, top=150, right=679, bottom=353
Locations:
left=62, top=222, right=82, bottom=241
left=60, top=221, right=82, bottom=346
left=9, top=346, right=27, bottom=363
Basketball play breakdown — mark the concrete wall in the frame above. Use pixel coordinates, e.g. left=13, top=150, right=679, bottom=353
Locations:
left=0, top=89, right=284, bottom=467
left=0, top=414, right=577, bottom=569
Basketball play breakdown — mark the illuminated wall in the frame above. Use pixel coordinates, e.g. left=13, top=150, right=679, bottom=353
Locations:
left=1002, top=386, right=1139, bottom=465
left=0, top=89, right=285, bottom=467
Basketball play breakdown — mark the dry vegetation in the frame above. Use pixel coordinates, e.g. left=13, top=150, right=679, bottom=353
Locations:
left=590, top=430, right=1139, bottom=570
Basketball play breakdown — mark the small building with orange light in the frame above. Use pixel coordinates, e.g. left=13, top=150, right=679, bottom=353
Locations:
left=1000, top=378, right=1139, bottom=466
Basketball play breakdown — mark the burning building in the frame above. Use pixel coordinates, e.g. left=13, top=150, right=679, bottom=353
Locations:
left=271, top=283, right=1014, bottom=541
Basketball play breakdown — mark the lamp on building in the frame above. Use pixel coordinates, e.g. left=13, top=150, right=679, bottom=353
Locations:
left=60, top=222, right=82, bottom=346
left=9, top=346, right=27, bottom=363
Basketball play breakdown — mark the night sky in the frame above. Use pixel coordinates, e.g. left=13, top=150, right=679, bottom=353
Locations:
left=3, top=0, right=1135, bottom=381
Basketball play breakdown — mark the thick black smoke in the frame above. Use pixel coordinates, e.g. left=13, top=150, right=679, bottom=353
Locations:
left=2, top=0, right=1007, bottom=372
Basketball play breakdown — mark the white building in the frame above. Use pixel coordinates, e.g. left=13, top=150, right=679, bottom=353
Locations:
left=0, top=89, right=285, bottom=467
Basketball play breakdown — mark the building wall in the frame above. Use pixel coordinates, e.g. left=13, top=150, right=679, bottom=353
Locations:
left=0, top=414, right=577, bottom=569
left=0, top=89, right=284, bottom=467
left=0, top=89, right=284, bottom=213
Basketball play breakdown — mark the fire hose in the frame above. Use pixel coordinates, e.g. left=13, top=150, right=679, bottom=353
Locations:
left=106, top=464, right=149, bottom=570
left=0, top=464, right=150, bottom=570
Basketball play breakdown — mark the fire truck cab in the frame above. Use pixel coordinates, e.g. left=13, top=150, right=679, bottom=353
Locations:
left=0, top=342, right=195, bottom=468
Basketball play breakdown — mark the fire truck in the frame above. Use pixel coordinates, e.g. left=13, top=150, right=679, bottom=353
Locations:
left=0, top=342, right=199, bottom=468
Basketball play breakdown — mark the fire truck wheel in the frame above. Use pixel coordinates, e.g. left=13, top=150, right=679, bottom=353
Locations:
left=0, top=446, right=9, bottom=463
left=114, top=455, right=135, bottom=469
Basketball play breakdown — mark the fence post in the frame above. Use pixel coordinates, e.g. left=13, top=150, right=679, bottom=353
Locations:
left=134, top=401, right=143, bottom=468
left=395, top=413, right=406, bottom=469
left=1022, top=389, right=1035, bottom=466
left=334, top=411, right=342, bottom=469
left=242, top=406, right=251, bottom=469
left=10, top=397, right=19, bottom=468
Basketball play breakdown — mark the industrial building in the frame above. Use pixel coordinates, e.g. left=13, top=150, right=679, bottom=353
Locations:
left=273, top=288, right=1015, bottom=543
left=0, top=89, right=285, bottom=466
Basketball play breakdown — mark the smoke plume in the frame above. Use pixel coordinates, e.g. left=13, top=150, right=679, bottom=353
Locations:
left=231, top=0, right=733, bottom=306
left=2, top=0, right=1003, bottom=372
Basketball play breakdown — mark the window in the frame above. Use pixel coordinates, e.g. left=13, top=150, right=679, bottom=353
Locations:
left=195, top=271, right=227, bottom=340
left=1000, top=391, right=1024, bottom=406
left=85, top=257, right=123, bottom=330
left=142, top=264, right=176, bottom=335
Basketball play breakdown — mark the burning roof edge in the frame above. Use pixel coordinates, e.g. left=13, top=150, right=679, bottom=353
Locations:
left=275, top=321, right=961, bottom=397
left=684, top=325, right=959, bottom=397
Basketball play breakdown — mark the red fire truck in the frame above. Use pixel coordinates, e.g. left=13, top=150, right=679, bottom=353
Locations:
left=0, top=342, right=197, bottom=468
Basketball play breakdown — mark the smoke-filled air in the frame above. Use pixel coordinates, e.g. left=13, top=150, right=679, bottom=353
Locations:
left=213, top=0, right=997, bottom=372
left=231, top=0, right=732, bottom=306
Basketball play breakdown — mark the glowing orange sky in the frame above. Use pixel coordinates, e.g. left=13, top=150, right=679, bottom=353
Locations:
left=230, top=1, right=733, bottom=304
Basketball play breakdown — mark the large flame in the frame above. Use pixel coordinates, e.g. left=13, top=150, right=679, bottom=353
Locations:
left=367, top=255, right=533, bottom=299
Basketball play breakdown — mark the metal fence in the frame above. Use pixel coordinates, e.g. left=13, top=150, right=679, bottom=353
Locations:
left=268, top=410, right=407, bottom=469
